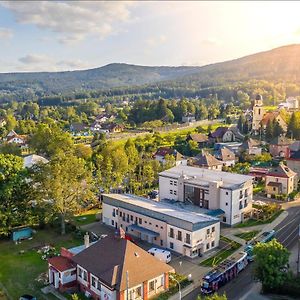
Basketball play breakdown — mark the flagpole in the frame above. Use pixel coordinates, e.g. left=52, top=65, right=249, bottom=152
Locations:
left=126, top=270, right=129, bottom=300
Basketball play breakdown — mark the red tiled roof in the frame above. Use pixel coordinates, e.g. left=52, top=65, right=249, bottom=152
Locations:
left=48, top=256, right=75, bottom=272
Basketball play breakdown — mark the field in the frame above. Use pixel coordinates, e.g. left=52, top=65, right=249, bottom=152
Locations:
left=200, top=236, right=241, bottom=267
left=0, top=229, right=82, bottom=300
left=235, top=230, right=260, bottom=242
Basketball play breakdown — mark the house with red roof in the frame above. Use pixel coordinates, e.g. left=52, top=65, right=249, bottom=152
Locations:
left=269, top=136, right=292, bottom=158
left=260, top=111, right=288, bottom=132
left=265, top=163, right=297, bottom=197
left=154, top=147, right=187, bottom=166
left=48, top=234, right=174, bottom=300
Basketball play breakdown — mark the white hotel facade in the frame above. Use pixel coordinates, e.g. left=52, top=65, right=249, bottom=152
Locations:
left=102, top=194, right=220, bottom=258
left=159, top=166, right=254, bottom=225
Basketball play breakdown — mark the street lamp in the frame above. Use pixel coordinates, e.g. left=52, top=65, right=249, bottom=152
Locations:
left=170, top=274, right=181, bottom=300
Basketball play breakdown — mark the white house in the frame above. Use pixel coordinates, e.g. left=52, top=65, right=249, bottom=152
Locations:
left=102, top=193, right=220, bottom=258
left=159, top=165, right=253, bottom=225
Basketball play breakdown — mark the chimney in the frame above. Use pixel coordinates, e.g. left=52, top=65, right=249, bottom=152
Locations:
left=84, top=232, right=90, bottom=248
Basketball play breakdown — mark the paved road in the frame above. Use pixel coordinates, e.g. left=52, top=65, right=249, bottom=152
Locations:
left=183, top=206, right=300, bottom=300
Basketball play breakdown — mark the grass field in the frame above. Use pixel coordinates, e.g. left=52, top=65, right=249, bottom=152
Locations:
left=200, top=236, right=241, bottom=267
left=72, top=208, right=101, bottom=226
left=0, top=229, right=82, bottom=300
left=234, top=210, right=283, bottom=228
left=235, top=230, right=260, bottom=242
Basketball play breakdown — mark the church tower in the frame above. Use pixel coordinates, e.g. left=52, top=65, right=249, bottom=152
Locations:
left=252, top=94, right=265, bottom=132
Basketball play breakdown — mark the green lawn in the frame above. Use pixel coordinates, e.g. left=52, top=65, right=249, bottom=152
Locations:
left=234, top=210, right=283, bottom=228
left=235, top=230, right=260, bottom=242
left=0, top=229, right=82, bottom=300
left=200, top=236, right=241, bottom=267
left=72, top=208, right=101, bottom=226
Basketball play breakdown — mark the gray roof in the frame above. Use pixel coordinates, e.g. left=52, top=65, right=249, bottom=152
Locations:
left=159, top=165, right=253, bottom=190
left=102, top=194, right=219, bottom=232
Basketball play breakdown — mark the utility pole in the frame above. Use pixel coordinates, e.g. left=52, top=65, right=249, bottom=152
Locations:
left=126, top=271, right=129, bottom=300
left=298, top=225, right=300, bottom=276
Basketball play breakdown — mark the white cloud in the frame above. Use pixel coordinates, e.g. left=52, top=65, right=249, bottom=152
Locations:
left=0, top=27, right=13, bottom=39
left=1, top=1, right=134, bottom=43
left=17, top=53, right=92, bottom=71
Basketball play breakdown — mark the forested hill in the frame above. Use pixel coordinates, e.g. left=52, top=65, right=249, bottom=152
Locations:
left=1, top=44, right=300, bottom=97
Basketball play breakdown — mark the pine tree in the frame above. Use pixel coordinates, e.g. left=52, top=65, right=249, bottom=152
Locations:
left=265, top=120, right=274, bottom=141
left=287, top=112, right=297, bottom=139
left=273, top=121, right=284, bottom=137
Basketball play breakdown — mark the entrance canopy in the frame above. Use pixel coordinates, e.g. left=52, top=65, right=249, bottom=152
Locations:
left=128, top=224, right=160, bottom=237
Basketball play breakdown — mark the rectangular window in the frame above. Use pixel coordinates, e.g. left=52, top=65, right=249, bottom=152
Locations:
left=207, top=228, right=210, bottom=234
left=130, top=215, right=133, bottom=221
left=170, top=242, right=174, bottom=249
left=174, top=181, right=177, bottom=186
left=212, top=227, right=215, bottom=233
left=136, top=287, right=142, bottom=297
left=245, top=189, right=248, bottom=197
left=239, top=201, right=243, bottom=210
left=206, top=243, right=210, bottom=250
left=212, top=241, right=215, bottom=248
left=149, top=281, right=155, bottom=292
left=244, top=199, right=247, bottom=207
left=169, top=228, right=174, bottom=238
left=83, top=270, right=87, bottom=281
left=170, top=190, right=173, bottom=194
left=170, top=180, right=173, bottom=185
left=177, top=231, right=182, bottom=241
left=139, top=218, right=142, bottom=224
left=112, top=209, right=116, bottom=217
left=240, top=190, right=243, bottom=199
left=186, top=233, right=191, bottom=244
left=160, top=240, right=163, bottom=246
left=174, top=190, right=177, bottom=196
left=226, top=191, right=229, bottom=195
left=111, top=220, right=114, bottom=226
left=120, top=211, right=122, bottom=217
left=91, top=276, right=96, bottom=288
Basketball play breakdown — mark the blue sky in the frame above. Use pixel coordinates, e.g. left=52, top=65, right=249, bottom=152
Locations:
left=1, top=1, right=300, bottom=72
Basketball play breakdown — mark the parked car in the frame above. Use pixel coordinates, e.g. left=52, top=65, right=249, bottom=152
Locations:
left=148, top=190, right=159, bottom=199
left=148, top=247, right=171, bottom=263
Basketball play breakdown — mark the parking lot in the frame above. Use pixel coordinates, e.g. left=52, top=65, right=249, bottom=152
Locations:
left=82, top=221, right=210, bottom=284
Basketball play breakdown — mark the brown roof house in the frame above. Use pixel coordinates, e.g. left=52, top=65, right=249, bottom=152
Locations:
left=186, top=133, right=209, bottom=148
left=261, top=111, right=288, bottom=133
left=209, top=126, right=244, bottom=143
left=190, top=152, right=223, bottom=171
left=238, top=138, right=262, bottom=156
left=154, top=147, right=187, bottom=166
left=265, top=163, right=297, bottom=198
left=49, top=235, right=174, bottom=300
left=269, top=136, right=292, bottom=158
left=215, top=147, right=236, bottom=167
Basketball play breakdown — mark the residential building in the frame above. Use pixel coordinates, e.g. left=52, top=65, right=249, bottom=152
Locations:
left=190, top=153, right=223, bottom=171
left=49, top=235, right=174, bottom=300
left=102, top=193, right=220, bottom=257
left=265, top=163, right=297, bottom=197
left=159, top=165, right=253, bottom=225
left=269, top=136, right=292, bottom=158
left=95, top=113, right=115, bottom=124
left=287, top=150, right=300, bottom=177
left=215, top=147, right=236, bottom=167
left=70, top=123, right=88, bottom=135
left=261, top=111, right=288, bottom=132
left=248, top=167, right=269, bottom=181
left=239, top=138, right=262, bottom=156
left=186, top=133, right=209, bottom=148
left=101, top=123, right=124, bottom=133
left=289, top=140, right=300, bottom=156
left=252, top=94, right=265, bottom=132
left=154, top=147, right=187, bottom=166
left=209, top=126, right=244, bottom=143
left=278, top=97, right=299, bottom=110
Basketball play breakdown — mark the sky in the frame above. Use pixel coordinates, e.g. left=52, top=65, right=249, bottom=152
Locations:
left=1, top=1, right=300, bottom=72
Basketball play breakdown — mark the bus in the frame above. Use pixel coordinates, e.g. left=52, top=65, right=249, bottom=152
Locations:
left=244, top=230, right=275, bottom=262
left=201, top=251, right=248, bottom=295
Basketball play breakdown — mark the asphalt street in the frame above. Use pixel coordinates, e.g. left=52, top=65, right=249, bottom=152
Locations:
left=183, top=205, right=300, bottom=300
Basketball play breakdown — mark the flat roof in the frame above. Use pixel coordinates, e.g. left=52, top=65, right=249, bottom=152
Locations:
left=103, top=194, right=219, bottom=232
left=159, top=165, right=253, bottom=189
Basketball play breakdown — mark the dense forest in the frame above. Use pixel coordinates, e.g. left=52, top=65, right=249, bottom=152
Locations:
left=1, top=45, right=300, bottom=104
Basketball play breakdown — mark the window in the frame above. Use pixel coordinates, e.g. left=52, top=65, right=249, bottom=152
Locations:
left=174, top=190, right=177, bottom=196
left=139, top=218, right=142, bottom=224
left=120, top=212, right=122, bottom=217
left=212, top=227, right=215, bottom=233
left=211, top=241, right=215, bottom=248
left=244, top=199, right=247, bottom=207
left=186, top=233, right=191, bottom=244
left=83, top=270, right=87, bottom=281
left=161, top=226, right=163, bottom=229
left=130, top=215, right=133, bottom=221
left=160, top=240, right=163, bottom=246
left=149, top=222, right=152, bottom=225
left=154, top=237, right=157, bottom=241
left=226, top=202, right=228, bottom=206
left=239, top=191, right=243, bottom=199
left=239, top=201, right=243, bottom=210
left=136, top=287, right=142, bottom=297
left=91, top=276, right=96, bottom=288
left=145, top=220, right=147, bottom=224
left=170, top=190, right=173, bottom=195
left=174, top=181, right=177, bottom=186
left=177, top=231, right=182, bottom=241
left=126, top=227, right=128, bottom=232
left=207, top=228, right=210, bottom=234
left=170, top=242, right=174, bottom=249
left=149, top=280, right=155, bottom=292
left=226, top=191, right=229, bottom=195
left=245, top=189, right=248, bottom=197
left=156, top=225, right=158, bottom=228
left=111, top=220, right=114, bottom=226
left=169, top=228, right=174, bottom=238
left=112, top=209, right=116, bottom=217
left=273, top=187, right=276, bottom=191
left=206, top=243, right=210, bottom=250
left=170, top=180, right=173, bottom=185
left=223, top=216, right=227, bottom=222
